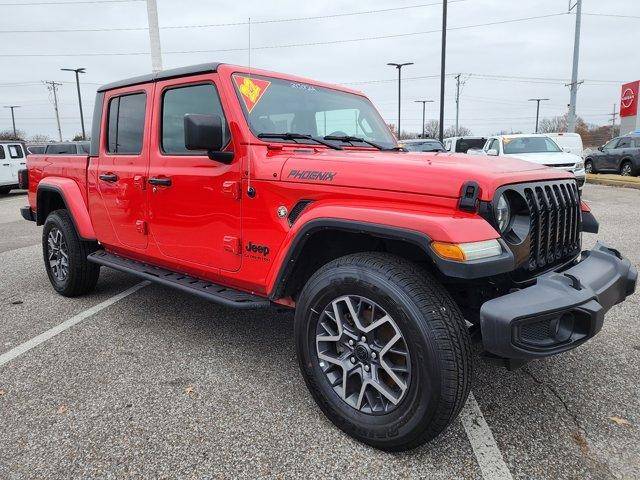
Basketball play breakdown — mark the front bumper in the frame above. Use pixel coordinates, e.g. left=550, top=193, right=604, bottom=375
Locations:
left=480, top=242, right=637, bottom=360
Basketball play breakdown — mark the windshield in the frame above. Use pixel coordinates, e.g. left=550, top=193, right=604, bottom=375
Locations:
left=232, top=73, right=397, bottom=149
left=502, top=136, right=562, bottom=154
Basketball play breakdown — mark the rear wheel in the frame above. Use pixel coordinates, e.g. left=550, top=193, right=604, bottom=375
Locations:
left=584, top=159, right=594, bottom=174
left=620, top=161, right=633, bottom=177
left=294, top=252, right=472, bottom=451
left=43, top=209, right=100, bottom=296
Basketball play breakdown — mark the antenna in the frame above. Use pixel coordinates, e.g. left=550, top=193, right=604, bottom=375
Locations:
left=245, top=17, right=256, bottom=198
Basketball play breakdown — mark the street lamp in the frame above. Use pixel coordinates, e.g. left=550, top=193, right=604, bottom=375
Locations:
left=414, top=100, right=434, bottom=138
left=528, top=98, right=549, bottom=133
left=3, top=105, right=20, bottom=138
left=61, top=67, right=86, bottom=140
left=387, top=62, right=413, bottom=139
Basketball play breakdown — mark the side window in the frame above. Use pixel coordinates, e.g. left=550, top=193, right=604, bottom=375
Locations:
left=162, top=83, right=229, bottom=154
left=616, top=137, right=632, bottom=148
left=603, top=138, right=619, bottom=150
left=8, top=144, right=23, bottom=158
left=486, top=139, right=497, bottom=152
left=107, top=92, right=146, bottom=154
left=0, top=146, right=5, bottom=160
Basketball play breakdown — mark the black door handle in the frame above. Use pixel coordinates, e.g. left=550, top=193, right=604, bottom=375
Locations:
left=99, top=173, right=118, bottom=182
left=148, top=177, right=172, bottom=187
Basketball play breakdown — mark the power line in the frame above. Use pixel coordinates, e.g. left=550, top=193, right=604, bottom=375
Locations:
left=0, top=12, right=569, bottom=57
left=0, top=0, right=141, bottom=5
left=0, top=0, right=470, bottom=33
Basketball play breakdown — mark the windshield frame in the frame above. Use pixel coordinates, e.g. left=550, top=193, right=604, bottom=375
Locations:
left=231, top=71, right=397, bottom=149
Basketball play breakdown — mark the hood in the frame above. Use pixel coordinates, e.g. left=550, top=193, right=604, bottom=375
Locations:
left=281, top=149, right=573, bottom=201
left=502, top=151, right=581, bottom=166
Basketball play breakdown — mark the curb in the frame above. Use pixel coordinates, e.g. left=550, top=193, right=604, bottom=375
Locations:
left=586, top=175, right=640, bottom=190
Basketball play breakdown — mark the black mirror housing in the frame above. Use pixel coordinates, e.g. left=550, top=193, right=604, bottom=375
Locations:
left=184, top=113, right=224, bottom=152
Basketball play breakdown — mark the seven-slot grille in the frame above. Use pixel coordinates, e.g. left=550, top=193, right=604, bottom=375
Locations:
left=523, top=181, right=581, bottom=271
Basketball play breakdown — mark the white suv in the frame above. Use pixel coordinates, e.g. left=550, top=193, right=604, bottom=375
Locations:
left=481, top=134, right=586, bottom=188
left=0, top=142, right=27, bottom=195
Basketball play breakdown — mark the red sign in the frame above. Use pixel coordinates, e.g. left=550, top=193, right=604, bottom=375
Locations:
left=233, top=75, right=271, bottom=113
left=620, top=81, right=639, bottom=118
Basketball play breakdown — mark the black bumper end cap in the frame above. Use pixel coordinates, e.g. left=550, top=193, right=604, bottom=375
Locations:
left=20, top=206, right=35, bottom=222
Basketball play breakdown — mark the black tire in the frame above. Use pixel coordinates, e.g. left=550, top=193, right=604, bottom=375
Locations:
left=42, top=209, right=100, bottom=297
left=584, top=159, right=594, bottom=174
left=294, top=252, right=472, bottom=451
left=620, top=160, right=633, bottom=177
left=0, top=187, right=11, bottom=195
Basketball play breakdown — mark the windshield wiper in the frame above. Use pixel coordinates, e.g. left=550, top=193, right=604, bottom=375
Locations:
left=323, top=135, right=402, bottom=151
left=257, top=132, right=342, bottom=150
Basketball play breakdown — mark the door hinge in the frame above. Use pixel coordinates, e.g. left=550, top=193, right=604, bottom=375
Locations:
left=223, top=235, right=241, bottom=255
left=222, top=180, right=241, bottom=200
left=136, top=220, right=148, bottom=235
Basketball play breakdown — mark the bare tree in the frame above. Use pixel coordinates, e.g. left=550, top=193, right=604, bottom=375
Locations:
left=29, top=134, right=51, bottom=143
left=0, top=129, right=26, bottom=141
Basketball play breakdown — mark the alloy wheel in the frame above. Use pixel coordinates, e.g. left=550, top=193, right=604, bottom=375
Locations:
left=585, top=161, right=593, bottom=174
left=621, top=163, right=632, bottom=176
left=47, top=228, right=69, bottom=282
left=315, top=295, right=411, bottom=414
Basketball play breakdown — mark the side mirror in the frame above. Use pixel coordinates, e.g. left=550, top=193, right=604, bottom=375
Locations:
left=486, top=148, right=499, bottom=156
left=184, top=114, right=233, bottom=163
left=563, top=147, right=570, bottom=153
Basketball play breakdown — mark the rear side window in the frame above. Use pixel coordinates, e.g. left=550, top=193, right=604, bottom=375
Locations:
left=107, top=93, right=146, bottom=154
left=161, top=84, right=229, bottom=154
left=8, top=144, right=24, bottom=158
left=616, top=137, right=632, bottom=148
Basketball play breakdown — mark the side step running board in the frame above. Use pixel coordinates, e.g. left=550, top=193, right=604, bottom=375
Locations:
left=88, top=251, right=270, bottom=309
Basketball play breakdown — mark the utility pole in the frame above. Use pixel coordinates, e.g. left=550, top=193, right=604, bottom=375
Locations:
left=414, top=100, right=434, bottom=138
left=567, top=0, right=582, bottom=132
left=61, top=67, right=86, bottom=140
left=387, top=62, right=413, bottom=139
left=3, top=105, right=20, bottom=138
left=44, top=81, right=63, bottom=142
left=146, top=0, right=163, bottom=72
left=454, top=74, right=461, bottom=136
left=439, top=0, right=448, bottom=141
left=528, top=98, right=549, bottom=133
left=610, top=103, right=618, bottom=138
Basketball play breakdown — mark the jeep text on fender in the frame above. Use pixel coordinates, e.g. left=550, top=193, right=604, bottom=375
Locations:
left=20, top=63, right=637, bottom=451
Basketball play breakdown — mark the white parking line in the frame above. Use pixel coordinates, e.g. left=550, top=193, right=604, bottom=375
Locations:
left=0, top=281, right=149, bottom=368
left=461, top=392, right=514, bottom=480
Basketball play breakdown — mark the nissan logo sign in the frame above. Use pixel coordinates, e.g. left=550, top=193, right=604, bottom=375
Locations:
left=622, top=88, right=635, bottom=109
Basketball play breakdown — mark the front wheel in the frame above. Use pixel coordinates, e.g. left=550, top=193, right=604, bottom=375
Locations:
left=584, top=159, right=594, bottom=174
left=43, top=209, right=100, bottom=297
left=294, top=252, right=472, bottom=451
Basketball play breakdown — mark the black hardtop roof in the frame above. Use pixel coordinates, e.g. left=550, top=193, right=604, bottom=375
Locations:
left=97, top=62, right=221, bottom=93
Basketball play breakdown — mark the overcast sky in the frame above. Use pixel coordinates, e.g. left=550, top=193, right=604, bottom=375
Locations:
left=0, top=0, right=637, bottom=140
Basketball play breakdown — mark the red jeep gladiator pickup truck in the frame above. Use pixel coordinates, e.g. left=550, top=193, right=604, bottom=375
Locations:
left=20, top=62, right=637, bottom=451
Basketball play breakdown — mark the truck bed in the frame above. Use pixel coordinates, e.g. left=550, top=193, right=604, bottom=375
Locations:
left=27, top=154, right=90, bottom=210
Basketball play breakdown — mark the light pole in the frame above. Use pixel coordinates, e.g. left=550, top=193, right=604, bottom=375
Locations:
left=414, top=100, right=434, bottom=138
left=61, top=67, right=86, bottom=140
left=387, top=62, right=413, bottom=139
left=438, top=0, right=448, bottom=141
left=567, top=0, right=582, bottom=132
left=528, top=98, right=549, bottom=133
left=3, top=105, right=20, bottom=138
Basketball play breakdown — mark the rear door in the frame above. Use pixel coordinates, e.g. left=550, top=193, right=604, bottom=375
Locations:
left=0, top=145, right=11, bottom=185
left=5, top=144, right=25, bottom=184
left=609, top=137, right=631, bottom=171
left=96, top=87, right=152, bottom=250
left=146, top=75, right=242, bottom=271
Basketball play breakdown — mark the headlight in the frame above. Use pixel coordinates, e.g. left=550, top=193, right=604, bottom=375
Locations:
left=575, top=161, right=584, bottom=170
left=495, top=194, right=511, bottom=233
left=431, top=239, right=503, bottom=262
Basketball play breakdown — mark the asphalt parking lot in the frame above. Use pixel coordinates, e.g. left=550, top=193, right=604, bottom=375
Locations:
left=0, top=184, right=638, bottom=480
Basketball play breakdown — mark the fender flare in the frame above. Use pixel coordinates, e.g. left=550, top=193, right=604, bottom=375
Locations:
left=36, top=178, right=96, bottom=240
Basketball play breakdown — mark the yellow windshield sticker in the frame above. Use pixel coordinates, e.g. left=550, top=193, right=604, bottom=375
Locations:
left=233, top=75, right=271, bottom=112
